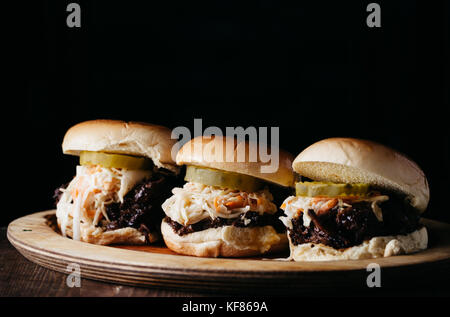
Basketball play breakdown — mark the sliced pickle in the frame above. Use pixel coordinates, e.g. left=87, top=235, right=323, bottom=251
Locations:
left=185, top=165, right=264, bottom=192
left=295, top=181, right=370, bottom=197
left=80, top=151, right=153, bottom=170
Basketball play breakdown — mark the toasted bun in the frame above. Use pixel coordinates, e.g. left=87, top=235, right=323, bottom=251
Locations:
left=57, top=217, right=159, bottom=245
left=293, top=138, right=429, bottom=213
left=288, top=227, right=428, bottom=261
left=161, top=219, right=288, bottom=257
left=176, top=136, right=294, bottom=187
left=62, top=120, right=178, bottom=172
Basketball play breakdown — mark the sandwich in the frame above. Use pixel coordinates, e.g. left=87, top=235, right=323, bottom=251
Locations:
left=54, top=119, right=180, bottom=245
left=161, top=135, right=294, bottom=257
left=280, top=137, right=429, bottom=261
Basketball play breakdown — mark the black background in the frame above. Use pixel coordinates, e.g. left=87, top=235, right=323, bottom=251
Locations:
left=5, top=0, right=449, bottom=226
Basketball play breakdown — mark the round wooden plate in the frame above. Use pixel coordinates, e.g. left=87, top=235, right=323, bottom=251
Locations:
left=7, top=210, right=450, bottom=294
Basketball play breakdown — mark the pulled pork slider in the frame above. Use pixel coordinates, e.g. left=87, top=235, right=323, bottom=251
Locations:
left=54, top=120, right=180, bottom=245
left=161, top=136, right=294, bottom=257
left=280, top=137, right=429, bottom=261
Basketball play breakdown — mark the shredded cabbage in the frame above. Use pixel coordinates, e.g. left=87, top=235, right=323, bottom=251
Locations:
left=56, top=165, right=151, bottom=241
left=279, top=194, right=390, bottom=229
left=161, top=182, right=277, bottom=226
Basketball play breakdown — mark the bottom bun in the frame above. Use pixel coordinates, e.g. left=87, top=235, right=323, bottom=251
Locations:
left=289, top=227, right=428, bottom=261
left=57, top=219, right=159, bottom=245
left=161, top=219, right=288, bottom=257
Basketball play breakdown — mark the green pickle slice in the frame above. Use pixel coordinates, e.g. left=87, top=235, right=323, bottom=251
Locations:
left=80, top=151, right=153, bottom=170
left=295, top=181, right=370, bottom=197
left=185, top=165, right=264, bottom=192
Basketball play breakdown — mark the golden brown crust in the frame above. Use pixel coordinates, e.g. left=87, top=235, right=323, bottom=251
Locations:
left=176, top=135, right=294, bottom=187
left=62, top=119, right=178, bottom=172
left=293, top=138, right=429, bottom=212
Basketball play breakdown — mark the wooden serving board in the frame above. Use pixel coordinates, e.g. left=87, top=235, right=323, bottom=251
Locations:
left=7, top=210, right=450, bottom=294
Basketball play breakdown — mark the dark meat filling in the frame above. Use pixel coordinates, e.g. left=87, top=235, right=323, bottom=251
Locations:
left=103, top=170, right=180, bottom=239
left=54, top=169, right=181, bottom=243
left=289, top=196, right=422, bottom=249
left=165, top=209, right=286, bottom=236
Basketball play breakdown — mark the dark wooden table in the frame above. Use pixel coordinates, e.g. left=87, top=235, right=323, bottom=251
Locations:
left=0, top=227, right=212, bottom=297
left=2, top=226, right=450, bottom=297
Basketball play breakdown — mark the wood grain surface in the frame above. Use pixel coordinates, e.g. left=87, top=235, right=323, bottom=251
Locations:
left=5, top=210, right=450, bottom=295
left=0, top=227, right=211, bottom=297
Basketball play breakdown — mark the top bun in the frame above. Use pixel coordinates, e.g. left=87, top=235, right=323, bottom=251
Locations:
left=62, top=119, right=178, bottom=172
left=176, top=135, right=294, bottom=187
left=293, top=138, right=429, bottom=213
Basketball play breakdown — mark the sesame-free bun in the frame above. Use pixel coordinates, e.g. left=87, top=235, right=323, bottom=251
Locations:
left=62, top=120, right=178, bottom=172
left=288, top=227, right=428, bottom=261
left=176, top=136, right=294, bottom=187
left=161, top=219, right=288, bottom=257
left=57, top=215, right=159, bottom=245
left=293, top=138, right=430, bottom=213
